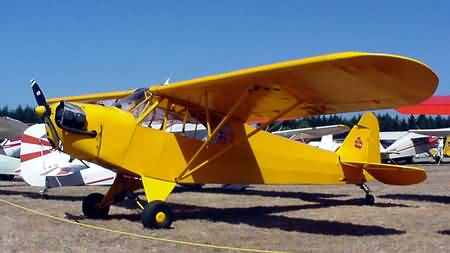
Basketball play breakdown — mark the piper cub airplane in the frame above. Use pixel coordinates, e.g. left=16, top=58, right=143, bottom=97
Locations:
left=31, top=52, right=438, bottom=229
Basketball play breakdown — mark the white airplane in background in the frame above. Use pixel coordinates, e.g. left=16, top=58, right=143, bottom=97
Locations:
left=0, top=117, right=28, bottom=179
left=0, top=139, right=21, bottom=180
left=272, top=124, right=349, bottom=151
left=18, top=124, right=116, bottom=197
left=380, top=131, right=437, bottom=163
left=407, top=128, right=450, bottom=163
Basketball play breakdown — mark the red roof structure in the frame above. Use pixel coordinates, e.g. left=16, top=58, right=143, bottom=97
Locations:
left=397, top=96, right=450, bottom=115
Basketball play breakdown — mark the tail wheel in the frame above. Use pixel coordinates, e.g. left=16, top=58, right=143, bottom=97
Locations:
left=434, top=156, right=441, bottom=164
left=142, top=200, right=173, bottom=229
left=82, top=193, right=110, bottom=219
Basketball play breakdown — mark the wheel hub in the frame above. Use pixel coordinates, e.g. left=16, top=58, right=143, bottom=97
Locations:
left=155, top=211, right=166, bottom=224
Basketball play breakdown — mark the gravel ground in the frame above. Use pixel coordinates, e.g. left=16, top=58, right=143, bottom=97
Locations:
left=0, top=163, right=449, bottom=253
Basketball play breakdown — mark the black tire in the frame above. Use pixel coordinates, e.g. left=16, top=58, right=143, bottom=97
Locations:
left=82, top=193, right=110, bottom=219
left=434, top=156, right=441, bottom=164
left=365, top=194, right=375, bottom=206
left=142, top=200, right=173, bottom=229
left=0, top=175, right=15, bottom=181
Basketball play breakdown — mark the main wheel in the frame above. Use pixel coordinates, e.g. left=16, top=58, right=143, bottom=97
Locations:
left=142, top=200, right=173, bottom=229
left=82, top=193, right=110, bottom=219
left=365, top=194, right=375, bottom=206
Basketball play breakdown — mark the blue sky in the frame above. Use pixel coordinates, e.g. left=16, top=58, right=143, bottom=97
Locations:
left=1, top=1, right=449, bottom=107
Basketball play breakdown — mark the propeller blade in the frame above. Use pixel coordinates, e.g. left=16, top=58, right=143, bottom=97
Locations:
left=30, top=80, right=48, bottom=107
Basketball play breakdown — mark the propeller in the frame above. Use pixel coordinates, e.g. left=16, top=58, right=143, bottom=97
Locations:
left=30, top=80, right=50, bottom=117
left=30, top=80, right=63, bottom=150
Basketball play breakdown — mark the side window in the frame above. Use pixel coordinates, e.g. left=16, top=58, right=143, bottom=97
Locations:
left=139, top=102, right=233, bottom=144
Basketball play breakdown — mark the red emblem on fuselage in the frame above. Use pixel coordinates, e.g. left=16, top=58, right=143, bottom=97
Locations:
left=354, top=137, right=363, bottom=149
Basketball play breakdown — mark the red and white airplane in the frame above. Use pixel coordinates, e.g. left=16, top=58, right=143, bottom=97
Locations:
left=18, top=124, right=116, bottom=196
left=397, top=96, right=450, bottom=162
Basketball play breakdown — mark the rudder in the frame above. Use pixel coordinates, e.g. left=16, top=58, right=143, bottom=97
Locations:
left=337, top=112, right=380, bottom=164
left=338, top=112, right=426, bottom=185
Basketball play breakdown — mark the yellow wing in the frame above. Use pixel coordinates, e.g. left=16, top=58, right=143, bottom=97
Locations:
left=47, top=89, right=136, bottom=104
left=150, top=52, right=438, bottom=122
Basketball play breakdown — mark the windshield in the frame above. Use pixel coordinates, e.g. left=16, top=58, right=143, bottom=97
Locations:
left=113, top=88, right=147, bottom=113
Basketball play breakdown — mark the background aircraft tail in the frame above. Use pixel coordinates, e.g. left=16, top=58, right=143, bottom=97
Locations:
left=337, top=112, right=426, bottom=185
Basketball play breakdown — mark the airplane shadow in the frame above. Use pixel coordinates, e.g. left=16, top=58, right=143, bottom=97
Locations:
left=438, top=230, right=450, bottom=235
left=379, top=194, right=450, bottom=205
left=0, top=189, right=84, bottom=202
left=65, top=202, right=405, bottom=236
left=0, top=184, right=24, bottom=188
left=0, top=187, right=413, bottom=209
left=0, top=187, right=409, bottom=236
left=172, top=203, right=405, bottom=236
left=177, top=188, right=412, bottom=208
left=175, top=187, right=349, bottom=201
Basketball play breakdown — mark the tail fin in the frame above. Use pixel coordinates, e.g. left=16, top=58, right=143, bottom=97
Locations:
left=18, top=124, right=53, bottom=187
left=19, top=124, right=116, bottom=188
left=337, top=112, right=380, bottom=163
left=338, top=112, right=426, bottom=185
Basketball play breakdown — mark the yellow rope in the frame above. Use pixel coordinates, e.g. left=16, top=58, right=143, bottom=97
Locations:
left=0, top=198, right=288, bottom=253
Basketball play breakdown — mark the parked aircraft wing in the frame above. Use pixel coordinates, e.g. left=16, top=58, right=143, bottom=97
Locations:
left=0, top=117, right=28, bottom=140
left=272, top=124, right=349, bottom=141
left=409, top=128, right=450, bottom=137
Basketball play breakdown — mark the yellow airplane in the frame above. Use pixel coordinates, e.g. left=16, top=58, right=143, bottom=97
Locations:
left=31, top=52, right=438, bottom=229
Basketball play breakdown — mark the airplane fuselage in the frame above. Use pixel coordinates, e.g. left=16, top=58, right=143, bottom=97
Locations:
left=46, top=102, right=368, bottom=186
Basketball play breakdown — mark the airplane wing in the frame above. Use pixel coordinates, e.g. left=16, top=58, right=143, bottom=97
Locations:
left=0, top=117, right=28, bottom=140
left=397, top=96, right=450, bottom=115
left=409, top=128, right=450, bottom=137
left=272, top=124, right=349, bottom=141
left=47, top=89, right=136, bottom=105
left=150, top=52, right=438, bottom=122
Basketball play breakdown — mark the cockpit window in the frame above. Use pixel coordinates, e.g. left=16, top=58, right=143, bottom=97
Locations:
left=113, top=88, right=147, bottom=116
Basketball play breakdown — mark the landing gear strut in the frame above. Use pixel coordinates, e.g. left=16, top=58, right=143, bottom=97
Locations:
left=40, top=187, right=49, bottom=199
left=359, top=184, right=375, bottom=205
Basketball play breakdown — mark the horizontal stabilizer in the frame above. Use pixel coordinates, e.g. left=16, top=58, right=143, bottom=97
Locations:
left=343, top=161, right=426, bottom=185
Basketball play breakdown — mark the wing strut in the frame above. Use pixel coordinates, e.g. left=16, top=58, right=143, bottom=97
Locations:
left=204, top=91, right=212, bottom=138
left=137, top=99, right=161, bottom=124
left=175, top=97, right=301, bottom=181
left=176, top=90, right=250, bottom=180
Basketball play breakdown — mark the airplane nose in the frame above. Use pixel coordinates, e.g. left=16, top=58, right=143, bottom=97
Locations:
left=35, top=106, right=47, bottom=117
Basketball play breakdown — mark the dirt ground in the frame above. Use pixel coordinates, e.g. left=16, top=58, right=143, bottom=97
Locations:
left=0, top=163, right=449, bottom=253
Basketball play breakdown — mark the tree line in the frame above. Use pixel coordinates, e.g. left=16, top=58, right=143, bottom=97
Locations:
left=269, top=113, right=450, bottom=132
left=0, top=105, right=43, bottom=123
left=2, top=105, right=450, bottom=131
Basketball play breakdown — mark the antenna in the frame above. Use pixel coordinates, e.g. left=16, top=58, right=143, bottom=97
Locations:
left=164, top=77, right=171, bottom=85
